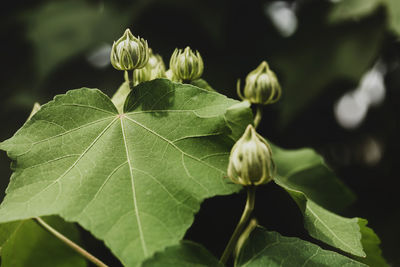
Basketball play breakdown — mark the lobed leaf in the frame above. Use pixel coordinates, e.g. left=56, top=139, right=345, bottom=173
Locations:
left=0, top=79, right=252, bottom=266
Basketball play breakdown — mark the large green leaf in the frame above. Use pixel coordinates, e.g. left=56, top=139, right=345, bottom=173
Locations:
left=0, top=79, right=252, bottom=266
left=142, top=241, right=222, bottom=267
left=0, top=216, right=86, bottom=267
left=236, top=227, right=367, bottom=267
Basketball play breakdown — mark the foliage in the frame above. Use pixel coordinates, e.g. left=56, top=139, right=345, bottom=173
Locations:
left=0, top=76, right=386, bottom=266
left=0, top=0, right=394, bottom=266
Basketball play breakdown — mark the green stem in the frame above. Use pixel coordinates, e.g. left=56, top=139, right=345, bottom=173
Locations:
left=220, top=186, right=256, bottom=264
left=234, top=218, right=258, bottom=259
left=253, top=105, right=263, bottom=129
left=34, top=217, right=108, bottom=267
left=127, top=70, right=135, bottom=91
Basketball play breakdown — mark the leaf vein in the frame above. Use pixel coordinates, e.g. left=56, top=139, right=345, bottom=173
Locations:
left=120, top=117, right=148, bottom=257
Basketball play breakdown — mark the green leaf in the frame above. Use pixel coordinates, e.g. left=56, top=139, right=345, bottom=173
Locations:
left=386, top=0, right=400, bottom=35
left=0, top=216, right=86, bottom=267
left=0, top=79, right=252, bottom=266
left=275, top=12, right=385, bottom=126
left=224, top=101, right=253, bottom=141
left=236, top=227, right=367, bottom=267
left=275, top=180, right=365, bottom=257
left=328, top=0, right=382, bottom=23
left=111, top=81, right=130, bottom=113
left=142, top=241, right=222, bottom=267
left=327, top=0, right=400, bottom=36
left=23, top=1, right=130, bottom=79
left=272, top=145, right=355, bottom=212
left=190, top=79, right=216, bottom=92
left=272, top=145, right=386, bottom=259
left=354, top=219, right=388, bottom=267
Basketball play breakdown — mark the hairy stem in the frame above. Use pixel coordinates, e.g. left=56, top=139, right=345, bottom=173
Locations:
left=34, top=217, right=108, bottom=267
left=220, top=186, right=256, bottom=264
left=253, top=106, right=263, bottom=129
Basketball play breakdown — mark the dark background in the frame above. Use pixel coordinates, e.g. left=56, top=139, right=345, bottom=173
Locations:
left=0, top=0, right=399, bottom=266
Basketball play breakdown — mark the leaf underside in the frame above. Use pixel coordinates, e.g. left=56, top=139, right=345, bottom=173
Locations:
left=0, top=79, right=252, bottom=266
left=272, top=145, right=366, bottom=257
left=236, top=227, right=367, bottom=267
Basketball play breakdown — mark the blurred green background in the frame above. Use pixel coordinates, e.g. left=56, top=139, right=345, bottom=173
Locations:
left=0, top=0, right=399, bottom=266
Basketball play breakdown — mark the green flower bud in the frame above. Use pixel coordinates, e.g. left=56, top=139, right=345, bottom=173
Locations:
left=227, top=124, right=274, bottom=186
left=169, top=46, right=204, bottom=82
left=237, top=61, right=282, bottom=105
left=133, top=65, right=152, bottom=85
left=165, top=69, right=179, bottom=81
left=131, top=49, right=167, bottom=85
left=147, top=50, right=166, bottom=79
left=110, top=29, right=149, bottom=71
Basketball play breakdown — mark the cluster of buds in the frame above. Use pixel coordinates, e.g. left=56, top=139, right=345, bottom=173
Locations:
left=169, top=46, right=204, bottom=82
left=110, top=29, right=277, bottom=187
left=110, top=29, right=149, bottom=71
left=227, top=124, right=275, bottom=186
left=238, top=61, right=281, bottom=105
left=110, top=29, right=204, bottom=85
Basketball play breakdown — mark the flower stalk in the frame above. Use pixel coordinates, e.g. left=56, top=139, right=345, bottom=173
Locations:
left=220, top=186, right=256, bottom=264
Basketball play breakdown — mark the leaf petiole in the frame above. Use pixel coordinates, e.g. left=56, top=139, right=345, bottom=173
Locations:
left=34, top=217, right=109, bottom=267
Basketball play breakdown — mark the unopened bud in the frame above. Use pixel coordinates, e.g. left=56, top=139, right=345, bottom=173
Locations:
left=165, top=69, right=179, bottom=81
left=132, top=49, right=166, bottom=85
left=169, top=46, right=204, bottom=82
left=237, top=61, right=281, bottom=105
left=227, top=125, right=274, bottom=186
left=147, top=50, right=166, bottom=79
left=110, top=29, right=149, bottom=71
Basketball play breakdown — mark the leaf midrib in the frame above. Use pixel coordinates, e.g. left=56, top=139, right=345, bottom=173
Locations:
left=120, top=117, right=148, bottom=257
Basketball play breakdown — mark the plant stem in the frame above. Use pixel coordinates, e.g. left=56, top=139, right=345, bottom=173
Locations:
left=234, top=218, right=258, bottom=259
left=34, top=217, right=109, bottom=267
left=220, top=186, right=256, bottom=264
left=253, top=105, right=263, bottom=129
left=126, top=70, right=135, bottom=91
